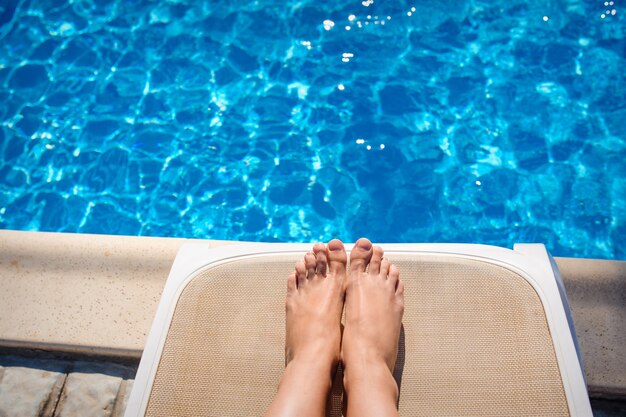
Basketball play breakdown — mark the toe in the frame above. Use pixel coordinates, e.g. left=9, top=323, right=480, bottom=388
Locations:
left=327, top=239, right=347, bottom=276
left=295, top=261, right=307, bottom=287
left=396, top=279, right=404, bottom=295
left=395, top=278, right=405, bottom=311
left=380, top=257, right=390, bottom=277
left=389, top=264, right=401, bottom=290
left=312, top=242, right=326, bottom=255
left=287, top=272, right=297, bottom=293
left=314, top=244, right=328, bottom=277
left=369, top=245, right=384, bottom=274
left=304, top=252, right=316, bottom=278
left=349, top=237, right=373, bottom=273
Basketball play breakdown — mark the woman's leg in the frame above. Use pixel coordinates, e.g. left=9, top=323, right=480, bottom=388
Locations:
left=341, top=238, right=405, bottom=417
left=264, top=240, right=348, bottom=417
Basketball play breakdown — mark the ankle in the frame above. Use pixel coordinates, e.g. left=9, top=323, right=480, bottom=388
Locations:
left=287, top=349, right=337, bottom=376
left=267, top=352, right=336, bottom=417
left=288, top=343, right=339, bottom=368
left=343, top=359, right=398, bottom=402
left=280, top=355, right=335, bottom=395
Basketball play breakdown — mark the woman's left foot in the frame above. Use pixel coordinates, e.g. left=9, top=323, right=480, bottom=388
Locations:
left=285, top=239, right=348, bottom=370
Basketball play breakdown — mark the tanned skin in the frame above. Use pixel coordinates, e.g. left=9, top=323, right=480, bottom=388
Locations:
left=263, top=238, right=404, bottom=417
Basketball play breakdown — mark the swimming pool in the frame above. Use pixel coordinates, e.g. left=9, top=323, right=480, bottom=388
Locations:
left=0, top=0, right=624, bottom=259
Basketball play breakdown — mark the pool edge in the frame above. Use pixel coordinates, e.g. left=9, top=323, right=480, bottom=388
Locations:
left=0, top=230, right=624, bottom=399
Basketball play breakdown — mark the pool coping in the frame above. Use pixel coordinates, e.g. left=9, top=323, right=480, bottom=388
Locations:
left=0, top=230, right=624, bottom=399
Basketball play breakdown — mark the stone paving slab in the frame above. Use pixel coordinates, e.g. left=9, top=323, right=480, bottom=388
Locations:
left=0, top=366, right=64, bottom=417
left=0, top=231, right=240, bottom=357
left=0, top=231, right=190, bottom=357
left=0, top=356, right=136, bottom=417
left=557, top=257, right=626, bottom=398
left=111, top=380, right=134, bottom=417
left=54, top=373, right=122, bottom=417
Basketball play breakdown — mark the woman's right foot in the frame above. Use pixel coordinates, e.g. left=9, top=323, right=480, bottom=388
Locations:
left=341, top=238, right=404, bottom=411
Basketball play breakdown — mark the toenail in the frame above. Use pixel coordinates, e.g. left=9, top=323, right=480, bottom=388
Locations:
left=357, top=239, right=372, bottom=250
left=329, top=241, right=342, bottom=251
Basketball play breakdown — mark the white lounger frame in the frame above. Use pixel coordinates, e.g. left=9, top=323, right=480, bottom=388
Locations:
left=124, top=243, right=593, bottom=417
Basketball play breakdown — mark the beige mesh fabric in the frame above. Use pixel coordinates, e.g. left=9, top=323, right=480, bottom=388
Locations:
left=144, top=254, right=570, bottom=417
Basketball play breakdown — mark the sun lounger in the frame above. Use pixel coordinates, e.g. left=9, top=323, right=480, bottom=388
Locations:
left=124, top=243, right=593, bottom=416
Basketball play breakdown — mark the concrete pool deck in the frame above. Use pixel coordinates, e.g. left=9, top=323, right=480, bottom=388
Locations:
left=0, top=230, right=625, bottom=400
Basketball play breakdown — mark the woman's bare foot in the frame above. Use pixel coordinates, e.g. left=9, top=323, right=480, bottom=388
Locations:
left=264, top=239, right=347, bottom=417
left=341, top=238, right=404, bottom=417
left=285, top=239, right=347, bottom=368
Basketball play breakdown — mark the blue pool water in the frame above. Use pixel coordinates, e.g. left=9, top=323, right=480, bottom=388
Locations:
left=0, top=0, right=625, bottom=259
